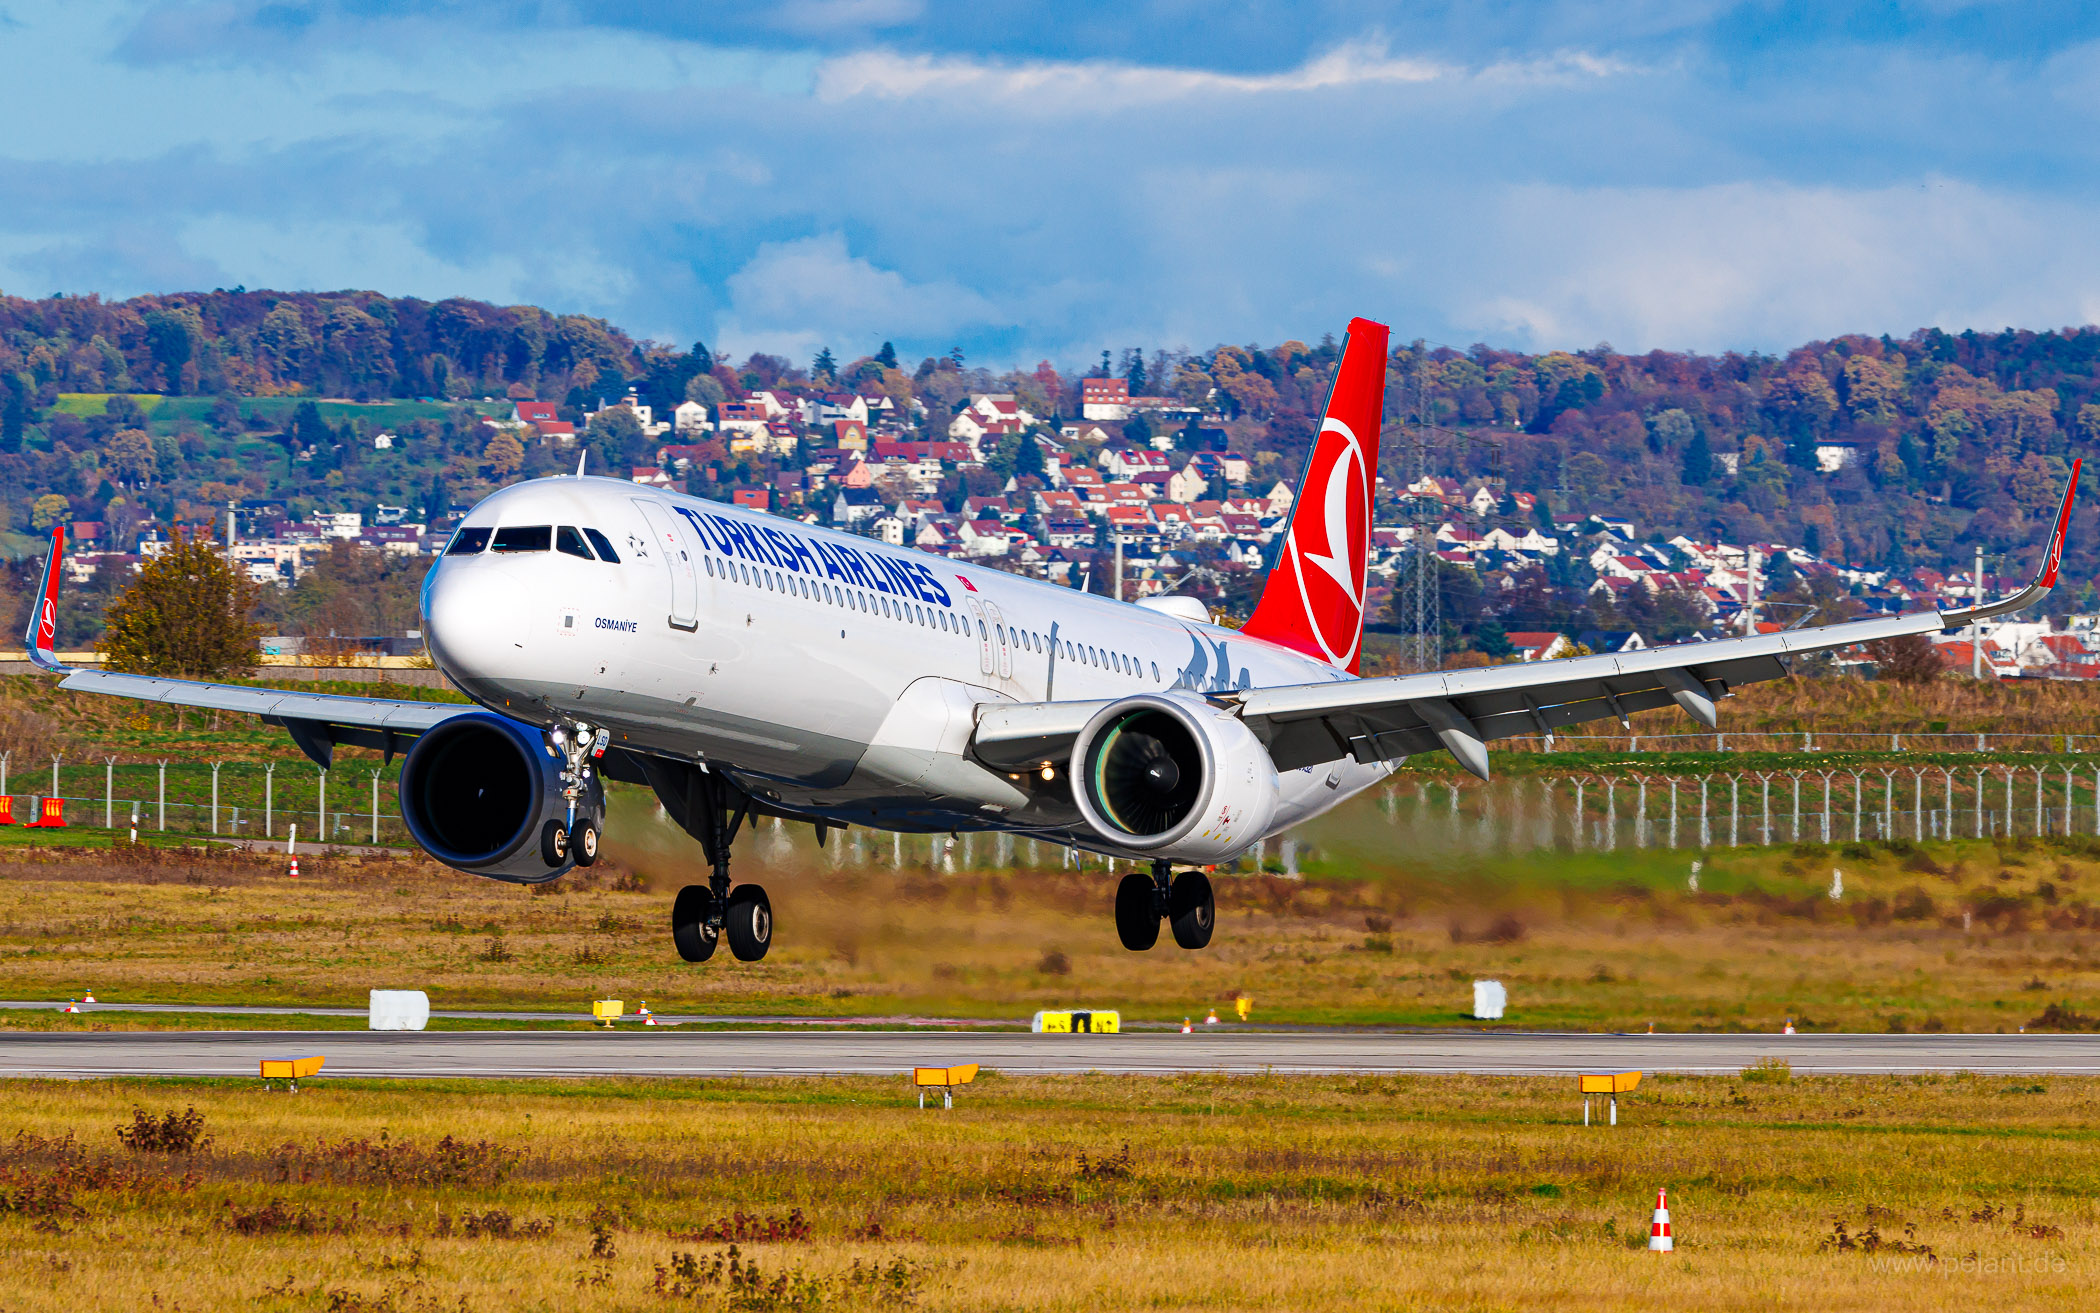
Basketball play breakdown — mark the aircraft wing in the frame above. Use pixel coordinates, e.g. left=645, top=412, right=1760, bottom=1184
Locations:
left=978, top=461, right=2080, bottom=779
left=21, top=526, right=478, bottom=768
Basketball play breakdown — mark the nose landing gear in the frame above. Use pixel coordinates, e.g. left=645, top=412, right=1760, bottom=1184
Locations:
left=1114, top=859, right=1214, bottom=951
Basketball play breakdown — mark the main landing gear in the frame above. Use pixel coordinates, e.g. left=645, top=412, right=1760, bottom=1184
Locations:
left=665, top=770, right=772, bottom=964
left=1115, top=859, right=1213, bottom=952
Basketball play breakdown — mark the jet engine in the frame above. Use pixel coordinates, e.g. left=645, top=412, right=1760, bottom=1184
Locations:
left=397, top=712, right=602, bottom=883
left=1068, top=693, right=1278, bottom=864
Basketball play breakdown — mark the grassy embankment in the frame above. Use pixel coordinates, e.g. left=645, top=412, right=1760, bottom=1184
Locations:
left=4, top=807, right=2100, bottom=1031
left=0, top=1074, right=2092, bottom=1311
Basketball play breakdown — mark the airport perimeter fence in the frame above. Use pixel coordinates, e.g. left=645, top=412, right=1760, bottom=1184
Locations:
left=1379, top=763, right=2100, bottom=856
left=0, top=752, right=409, bottom=848
left=1500, top=729, right=2099, bottom=756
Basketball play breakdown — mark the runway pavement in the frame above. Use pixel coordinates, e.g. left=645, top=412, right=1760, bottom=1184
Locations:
left=3, top=1029, right=2098, bottom=1079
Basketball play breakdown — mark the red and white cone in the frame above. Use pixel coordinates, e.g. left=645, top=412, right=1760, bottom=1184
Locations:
left=1648, top=1188, right=1674, bottom=1252
left=289, top=855, right=300, bottom=880
left=645, top=1014, right=657, bottom=1026
left=83, top=991, right=96, bottom=1004
left=62, top=999, right=78, bottom=1014
left=1205, top=1008, right=1219, bottom=1025
left=1180, top=1017, right=1192, bottom=1034
left=1783, top=1017, right=1795, bottom=1035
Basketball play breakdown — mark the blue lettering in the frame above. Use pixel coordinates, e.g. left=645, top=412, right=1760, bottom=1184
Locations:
left=840, top=548, right=876, bottom=589
left=765, top=527, right=803, bottom=572
left=912, top=562, right=952, bottom=606
left=788, top=534, right=821, bottom=574
left=814, top=541, right=850, bottom=583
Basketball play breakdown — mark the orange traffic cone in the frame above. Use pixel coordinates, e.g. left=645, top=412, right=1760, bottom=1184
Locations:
left=1646, top=1020, right=1654, bottom=1034
left=1648, top=1188, right=1674, bottom=1252
left=289, top=855, right=300, bottom=879
left=1180, top=1017, right=1192, bottom=1034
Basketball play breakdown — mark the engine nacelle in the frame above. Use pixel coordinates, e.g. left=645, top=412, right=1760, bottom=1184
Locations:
left=398, top=712, right=602, bottom=884
left=1068, top=693, right=1279, bottom=864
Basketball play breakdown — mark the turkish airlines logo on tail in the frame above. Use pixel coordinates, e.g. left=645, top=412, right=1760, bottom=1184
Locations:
left=1241, top=316, right=1388, bottom=675
left=1287, top=416, right=1371, bottom=667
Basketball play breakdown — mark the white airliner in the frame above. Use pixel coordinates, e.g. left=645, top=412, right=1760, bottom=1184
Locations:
left=22, top=319, right=2081, bottom=964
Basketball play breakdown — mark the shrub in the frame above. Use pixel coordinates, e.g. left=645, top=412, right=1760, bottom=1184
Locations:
left=115, top=1106, right=210, bottom=1154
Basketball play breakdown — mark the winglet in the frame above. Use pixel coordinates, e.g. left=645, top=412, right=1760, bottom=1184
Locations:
left=1942, top=456, right=2081, bottom=625
left=24, top=524, right=69, bottom=672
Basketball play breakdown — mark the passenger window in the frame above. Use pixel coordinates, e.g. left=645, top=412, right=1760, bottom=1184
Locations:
left=491, top=525, right=552, bottom=553
left=556, top=526, right=594, bottom=560
left=583, top=527, right=620, bottom=562
left=1151, top=662, right=1159, bottom=681
left=446, top=526, right=491, bottom=555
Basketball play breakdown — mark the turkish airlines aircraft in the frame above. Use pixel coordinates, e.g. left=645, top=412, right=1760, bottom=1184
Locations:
left=21, top=319, right=2081, bottom=964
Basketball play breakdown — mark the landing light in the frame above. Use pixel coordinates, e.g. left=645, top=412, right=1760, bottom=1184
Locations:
left=1040, top=765, right=1056, bottom=782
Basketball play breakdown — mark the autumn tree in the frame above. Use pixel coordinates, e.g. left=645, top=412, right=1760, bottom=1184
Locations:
left=1864, top=633, right=1944, bottom=683
left=100, top=530, right=261, bottom=681
left=483, top=429, right=525, bottom=480
left=30, top=494, right=69, bottom=531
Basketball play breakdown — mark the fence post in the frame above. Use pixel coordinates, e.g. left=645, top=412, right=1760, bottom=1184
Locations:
left=2064, top=767, right=2074, bottom=838
left=1820, top=772, right=1833, bottom=845
left=1943, top=768, right=1954, bottom=844
left=2004, top=769, right=2014, bottom=838
left=1699, top=777, right=1710, bottom=849
left=1974, top=768, right=1985, bottom=838
left=1, top=749, right=8, bottom=800
left=211, top=762, right=222, bottom=834
left=1634, top=777, right=1649, bottom=849
left=104, top=757, right=114, bottom=828
left=1760, top=773, right=1772, bottom=845
left=1911, top=768, right=1927, bottom=841
left=265, top=763, right=275, bottom=837
left=318, top=769, right=328, bottom=845
left=1791, top=773, right=1803, bottom=842
left=1668, top=779, right=1679, bottom=849
left=2033, top=766, right=2046, bottom=837
left=1604, top=779, right=1617, bottom=850
left=1729, top=775, right=1740, bottom=847
left=49, top=753, right=60, bottom=804
left=370, top=769, right=381, bottom=845
left=157, top=761, right=166, bottom=831
left=1571, top=778, right=1584, bottom=850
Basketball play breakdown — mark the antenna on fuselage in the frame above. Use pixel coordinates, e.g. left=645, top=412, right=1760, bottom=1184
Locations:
left=576, top=449, right=588, bottom=477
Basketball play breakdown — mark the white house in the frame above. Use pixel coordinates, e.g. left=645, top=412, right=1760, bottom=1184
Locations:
left=673, top=401, right=710, bottom=435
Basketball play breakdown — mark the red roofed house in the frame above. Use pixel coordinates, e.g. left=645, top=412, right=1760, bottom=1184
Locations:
left=512, top=401, right=557, bottom=425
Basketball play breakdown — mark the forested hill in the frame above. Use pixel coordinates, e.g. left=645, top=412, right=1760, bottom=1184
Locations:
left=2, top=288, right=2098, bottom=593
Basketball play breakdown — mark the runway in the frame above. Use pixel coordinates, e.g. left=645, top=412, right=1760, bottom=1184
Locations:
left=3, top=1029, right=2099, bottom=1078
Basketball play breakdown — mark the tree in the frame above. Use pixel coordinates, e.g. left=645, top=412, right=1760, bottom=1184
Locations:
left=100, top=530, right=261, bottom=681
left=1865, top=632, right=1943, bottom=683
left=1, top=373, right=27, bottom=452
left=1014, top=428, right=1045, bottom=480
left=484, top=430, right=525, bottom=480
left=1126, top=349, right=1148, bottom=395
left=1681, top=428, right=1714, bottom=485
left=586, top=405, right=645, bottom=472
left=812, top=347, right=837, bottom=383
left=106, top=427, right=158, bottom=486
left=876, top=341, right=898, bottom=370
left=31, top=494, right=69, bottom=531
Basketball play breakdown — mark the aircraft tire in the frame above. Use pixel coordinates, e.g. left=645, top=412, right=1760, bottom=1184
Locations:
left=671, top=884, right=718, bottom=963
left=540, top=820, right=569, bottom=867
left=1114, top=873, right=1160, bottom=951
left=574, top=823, right=600, bottom=867
left=1168, top=871, right=1215, bottom=950
left=725, top=884, right=773, bottom=962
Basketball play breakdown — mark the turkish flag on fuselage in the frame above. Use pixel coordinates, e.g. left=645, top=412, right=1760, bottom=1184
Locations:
left=1242, top=317, right=1390, bottom=674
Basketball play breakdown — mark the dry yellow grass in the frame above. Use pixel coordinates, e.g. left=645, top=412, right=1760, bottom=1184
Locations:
left=2, top=819, right=2099, bottom=1033
left=0, top=1073, right=2094, bottom=1311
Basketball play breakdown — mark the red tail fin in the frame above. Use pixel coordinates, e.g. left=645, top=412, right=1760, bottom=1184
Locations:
left=25, top=524, right=66, bottom=672
left=1242, top=317, right=1389, bottom=673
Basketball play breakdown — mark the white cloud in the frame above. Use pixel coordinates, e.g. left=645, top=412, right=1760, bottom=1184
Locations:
left=1458, top=177, right=2100, bottom=352
left=715, top=233, right=1002, bottom=362
left=814, top=38, right=1634, bottom=110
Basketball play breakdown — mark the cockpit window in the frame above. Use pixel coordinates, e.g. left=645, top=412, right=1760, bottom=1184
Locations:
left=491, top=525, right=552, bottom=553
left=446, top=526, right=491, bottom=555
left=556, top=526, right=594, bottom=560
left=582, top=527, right=620, bottom=563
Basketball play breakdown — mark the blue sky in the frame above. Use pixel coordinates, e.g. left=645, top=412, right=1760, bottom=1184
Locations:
left=7, top=2, right=2100, bottom=369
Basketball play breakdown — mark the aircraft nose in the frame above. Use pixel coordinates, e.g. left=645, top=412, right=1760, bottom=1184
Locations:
left=424, top=562, right=529, bottom=684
